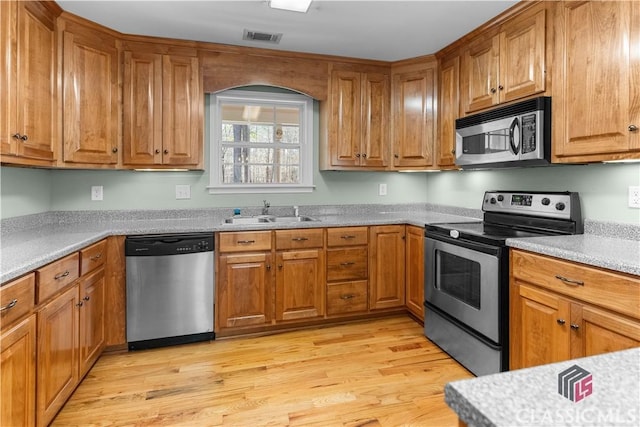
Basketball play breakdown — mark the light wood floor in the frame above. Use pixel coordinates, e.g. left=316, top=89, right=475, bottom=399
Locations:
left=54, top=316, right=473, bottom=426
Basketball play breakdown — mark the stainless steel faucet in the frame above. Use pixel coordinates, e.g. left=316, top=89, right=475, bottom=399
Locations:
left=262, top=200, right=270, bottom=215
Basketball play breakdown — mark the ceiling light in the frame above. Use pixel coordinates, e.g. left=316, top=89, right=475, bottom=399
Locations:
left=269, top=0, right=312, bottom=13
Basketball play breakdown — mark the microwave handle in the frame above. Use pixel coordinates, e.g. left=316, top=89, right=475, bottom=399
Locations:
left=509, top=117, right=520, bottom=155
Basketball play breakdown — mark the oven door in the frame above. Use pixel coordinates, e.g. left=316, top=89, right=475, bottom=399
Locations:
left=424, top=235, right=502, bottom=343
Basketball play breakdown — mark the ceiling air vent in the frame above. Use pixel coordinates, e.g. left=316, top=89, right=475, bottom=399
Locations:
left=243, top=29, right=283, bottom=44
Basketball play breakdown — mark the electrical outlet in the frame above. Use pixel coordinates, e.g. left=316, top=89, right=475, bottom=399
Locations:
left=91, top=186, right=103, bottom=201
left=629, top=186, right=640, bottom=208
left=378, top=183, right=387, bottom=196
left=175, top=184, right=191, bottom=200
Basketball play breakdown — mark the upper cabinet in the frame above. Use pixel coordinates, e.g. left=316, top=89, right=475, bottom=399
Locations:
left=460, top=3, right=546, bottom=115
left=1, top=1, right=59, bottom=166
left=321, top=64, right=390, bottom=170
left=436, top=53, right=460, bottom=168
left=60, top=16, right=120, bottom=166
left=552, top=1, right=640, bottom=163
left=123, top=45, right=202, bottom=168
left=391, top=57, right=437, bottom=169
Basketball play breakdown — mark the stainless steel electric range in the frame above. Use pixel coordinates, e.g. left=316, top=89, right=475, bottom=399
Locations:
left=423, top=191, right=583, bottom=376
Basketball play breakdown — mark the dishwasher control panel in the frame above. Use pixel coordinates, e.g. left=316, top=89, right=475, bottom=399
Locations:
left=125, top=233, right=214, bottom=257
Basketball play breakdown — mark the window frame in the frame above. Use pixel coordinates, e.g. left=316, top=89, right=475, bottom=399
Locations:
left=208, top=89, right=315, bottom=194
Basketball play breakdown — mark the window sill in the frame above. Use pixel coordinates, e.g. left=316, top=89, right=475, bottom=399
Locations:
left=207, top=185, right=315, bottom=194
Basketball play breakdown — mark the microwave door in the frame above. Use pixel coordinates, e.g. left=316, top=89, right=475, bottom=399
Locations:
left=509, top=117, right=520, bottom=155
left=455, top=117, right=519, bottom=167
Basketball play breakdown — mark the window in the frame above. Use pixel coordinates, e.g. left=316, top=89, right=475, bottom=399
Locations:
left=208, top=89, right=314, bottom=193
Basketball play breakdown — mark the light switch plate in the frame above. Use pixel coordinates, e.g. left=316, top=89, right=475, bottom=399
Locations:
left=176, top=184, right=191, bottom=200
left=378, top=183, right=387, bottom=196
left=91, top=186, right=103, bottom=201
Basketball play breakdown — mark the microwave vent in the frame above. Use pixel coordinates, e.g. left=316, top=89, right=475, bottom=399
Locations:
left=243, top=29, right=283, bottom=44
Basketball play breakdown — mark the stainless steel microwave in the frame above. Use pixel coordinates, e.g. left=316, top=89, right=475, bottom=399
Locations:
left=455, top=97, right=551, bottom=169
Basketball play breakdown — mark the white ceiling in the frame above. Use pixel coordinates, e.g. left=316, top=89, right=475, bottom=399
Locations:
left=57, top=0, right=518, bottom=62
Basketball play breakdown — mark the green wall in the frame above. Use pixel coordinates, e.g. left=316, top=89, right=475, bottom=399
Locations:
left=0, top=167, right=52, bottom=218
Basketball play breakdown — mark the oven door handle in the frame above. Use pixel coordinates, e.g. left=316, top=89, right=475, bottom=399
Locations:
left=425, top=233, right=502, bottom=256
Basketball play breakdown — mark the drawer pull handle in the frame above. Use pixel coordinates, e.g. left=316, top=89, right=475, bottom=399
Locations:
left=340, top=294, right=356, bottom=300
left=292, top=237, right=309, bottom=241
left=236, top=240, right=256, bottom=244
left=341, top=235, right=356, bottom=239
left=570, top=324, right=580, bottom=330
left=90, top=253, right=103, bottom=261
left=340, top=262, right=355, bottom=266
left=54, top=271, right=70, bottom=280
left=556, top=319, right=566, bottom=325
left=555, top=275, right=584, bottom=286
left=0, top=299, right=18, bottom=312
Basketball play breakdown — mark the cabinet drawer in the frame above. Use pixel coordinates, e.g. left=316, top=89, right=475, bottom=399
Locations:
left=327, top=281, right=368, bottom=315
left=511, top=250, right=640, bottom=320
left=36, top=253, right=80, bottom=304
left=80, top=239, right=107, bottom=275
left=327, top=247, right=368, bottom=281
left=327, top=227, right=368, bottom=247
left=1, top=274, right=35, bottom=329
left=275, top=229, right=324, bottom=250
left=219, top=231, right=272, bottom=252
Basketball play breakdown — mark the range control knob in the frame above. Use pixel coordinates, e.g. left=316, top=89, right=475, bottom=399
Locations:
left=541, top=197, right=551, bottom=206
left=555, top=202, right=566, bottom=211
left=497, top=195, right=504, bottom=202
left=490, top=197, right=497, bottom=204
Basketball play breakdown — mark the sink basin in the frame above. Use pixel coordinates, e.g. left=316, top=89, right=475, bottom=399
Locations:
left=222, top=215, right=319, bottom=225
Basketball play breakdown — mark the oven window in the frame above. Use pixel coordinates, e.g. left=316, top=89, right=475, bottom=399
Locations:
left=435, top=250, right=481, bottom=309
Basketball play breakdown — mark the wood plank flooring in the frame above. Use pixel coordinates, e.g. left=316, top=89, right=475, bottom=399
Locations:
left=53, top=316, right=473, bottom=426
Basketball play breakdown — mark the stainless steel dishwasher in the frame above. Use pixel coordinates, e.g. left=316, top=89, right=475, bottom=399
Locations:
left=125, top=233, right=214, bottom=350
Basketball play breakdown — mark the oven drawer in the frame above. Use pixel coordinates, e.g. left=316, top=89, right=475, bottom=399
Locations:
left=511, top=250, right=640, bottom=320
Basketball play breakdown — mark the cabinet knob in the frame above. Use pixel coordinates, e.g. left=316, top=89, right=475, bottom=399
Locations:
left=394, top=154, right=399, bottom=158
left=362, top=153, right=367, bottom=158
left=20, top=134, right=28, bottom=141
left=164, top=149, right=169, bottom=154
left=266, top=264, right=271, bottom=271
left=76, top=301, right=84, bottom=308
left=629, top=125, right=638, bottom=132
left=451, top=149, right=456, bottom=155
left=570, top=324, right=580, bottom=330
left=12, top=133, right=22, bottom=140
left=490, top=87, right=497, bottom=94
left=112, top=147, right=118, bottom=153
left=498, top=85, right=504, bottom=90
left=556, top=319, right=566, bottom=325
left=278, top=264, right=283, bottom=270
left=155, top=149, right=161, bottom=154
left=355, top=153, right=361, bottom=158
left=83, top=296, right=90, bottom=301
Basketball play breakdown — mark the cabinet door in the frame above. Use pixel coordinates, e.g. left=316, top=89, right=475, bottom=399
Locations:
left=369, top=225, right=405, bottom=310
left=275, top=249, right=325, bottom=321
left=1, top=1, right=57, bottom=162
left=361, top=72, right=389, bottom=168
left=437, top=55, right=459, bottom=167
left=499, top=6, right=546, bottom=103
left=62, top=26, right=119, bottom=165
left=461, top=34, right=499, bottom=113
left=217, top=252, right=273, bottom=329
left=392, top=66, right=435, bottom=168
left=579, top=306, right=640, bottom=358
left=1, top=314, right=36, bottom=427
left=79, top=267, right=105, bottom=378
left=37, top=285, right=80, bottom=427
left=405, top=225, right=424, bottom=320
left=511, top=283, right=570, bottom=370
left=329, top=70, right=361, bottom=167
left=162, top=55, right=202, bottom=166
left=123, top=51, right=163, bottom=165
left=553, top=1, right=640, bottom=159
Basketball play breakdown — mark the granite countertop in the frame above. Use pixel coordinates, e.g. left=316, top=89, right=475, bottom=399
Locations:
left=445, top=348, right=640, bottom=427
left=1, top=205, right=639, bottom=284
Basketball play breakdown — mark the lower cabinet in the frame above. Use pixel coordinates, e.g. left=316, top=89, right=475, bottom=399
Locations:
left=405, top=225, right=424, bottom=320
left=510, top=249, right=640, bottom=370
left=276, top=247, right=325, bottom=322
left=36, top=267, right=105, bottom=426
left=369, top=225, right=406, bottom=310
left=1, top=314, right=36, bottom=427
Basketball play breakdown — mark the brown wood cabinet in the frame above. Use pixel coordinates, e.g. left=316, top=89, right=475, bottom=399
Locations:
left=552, top=1, right=640, bottom=163
left=405, top=225, right=424, bottom=320
left=369, top=225, right=406, bottom=310
left=510, top=249, right=640, bottom=370
left=391, top=58, right=437, bottom=169
left=323, top=66, right=390, bottom=169
left=461, top=3, right=546, bottom=114
left=436, top=53, right=460, bottom=168
left=123, top=49, right=202, bottom=168
left=275, top=229, right=325, bottom=322
left=217, top=231, right=273, bottom=332
left=1, top=1, right=59, bottom=166
left=60, top=16, right=120, bottom=166
left=1, top=314, right=36, bottom=427
left=78, top=268, right=105, bottom=378
left=326, top=227, right=369, bottom=317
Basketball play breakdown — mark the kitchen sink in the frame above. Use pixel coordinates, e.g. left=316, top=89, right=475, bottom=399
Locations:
left=222, top=215, right=319, bottom=224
